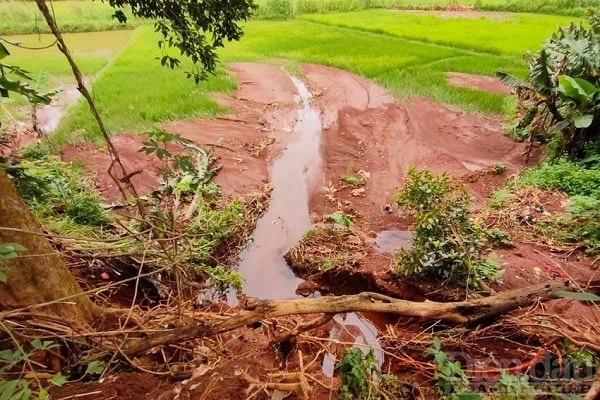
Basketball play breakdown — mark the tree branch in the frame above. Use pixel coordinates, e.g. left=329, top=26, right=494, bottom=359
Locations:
left=123, top=280, right=571, bottom=356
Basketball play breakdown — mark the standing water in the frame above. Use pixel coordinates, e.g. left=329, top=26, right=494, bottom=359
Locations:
left=227, top=76, right=323, bottom=302
left=227, top=73, right=384, bottom=375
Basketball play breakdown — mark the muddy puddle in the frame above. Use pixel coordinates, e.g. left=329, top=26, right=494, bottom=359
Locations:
left=227, top=75, right=323, bottom=302
left=35, top=86, right=80, bottom=134
left=372, top=230, right=412, bottom=254
left=228, top=72, right=385, bottom=371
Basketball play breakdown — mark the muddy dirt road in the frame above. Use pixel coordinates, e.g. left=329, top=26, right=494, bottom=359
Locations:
left=55, top=62, right=599, bottom=400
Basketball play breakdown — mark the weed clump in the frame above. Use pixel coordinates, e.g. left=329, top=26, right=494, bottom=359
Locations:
left=393, top=167, right=503, bottom=288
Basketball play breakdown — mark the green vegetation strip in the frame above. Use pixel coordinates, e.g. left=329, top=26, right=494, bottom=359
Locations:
left=252, top=0, right=593, bottom=19
left=218, top=19, right=524, bottom=113
left=0, top=1, right=142, bottom=35
left=53, top=26, right=236, bottom=145
left=299, top=10, right=575, bottom=56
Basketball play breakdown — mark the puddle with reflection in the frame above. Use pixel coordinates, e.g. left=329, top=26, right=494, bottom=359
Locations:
left=373, top=230, right=412, bottom=254
left=227, top=75, right=322, bottom=303
left=227, top=73, right=385, bottom=373
left=322, top=313, right=383, bottom=377
left=36, top=86, right=80, bottom=134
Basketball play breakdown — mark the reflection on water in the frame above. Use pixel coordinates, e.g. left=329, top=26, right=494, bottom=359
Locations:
left=227, top=74, right=323, bottom=303
left=373, top=230, right=412, bottom=254
left=322, top=313, right=384, bottom=378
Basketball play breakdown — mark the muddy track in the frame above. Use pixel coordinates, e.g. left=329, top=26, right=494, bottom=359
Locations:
left=53, top=62, right=600, bottom=400
left=62, top=62, right=596, bottom=296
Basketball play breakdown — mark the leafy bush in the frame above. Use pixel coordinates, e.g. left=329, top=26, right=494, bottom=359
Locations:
left=498, top=10, right=600, bottom=159
left=560, top=195, right=600, bottom=251
left=65, top=194, right=110, bottom=226
left=425, top=337, right=478, bottom=399
left=493, top=371, right=535, bottom=400
left=336, top=348, right=398, bottom=400
left=519, top=158, right=600, bottom=198
left=393, top=167, right=503, bottom=288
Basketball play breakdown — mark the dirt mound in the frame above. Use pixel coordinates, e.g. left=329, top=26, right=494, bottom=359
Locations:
left=300, top=63, right=525, bottom=232
left=446, top=72, right=512, bottom=95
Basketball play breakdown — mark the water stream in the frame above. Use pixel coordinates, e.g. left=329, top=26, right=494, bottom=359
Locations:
left=227, top=76, right=322, bottom=302
left=228, top=73, right=385, bottom=376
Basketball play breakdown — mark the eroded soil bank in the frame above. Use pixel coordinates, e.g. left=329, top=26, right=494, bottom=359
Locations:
left=54, top=62, right=599, bottom=400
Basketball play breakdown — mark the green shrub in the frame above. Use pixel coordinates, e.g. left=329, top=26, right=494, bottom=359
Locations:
left=519, top=159, right=600, bottom=198
left=560, top=195, right=600, bottom=251
left=336, top=347, right=398, bottom=400
left=65, top=194, right=110, bottom=226
left=393, top=167, right=503, bottom=288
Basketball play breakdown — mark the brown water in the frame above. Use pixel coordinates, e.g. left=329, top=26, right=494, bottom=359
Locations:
left=224, top=73, right=385, bottom=373
left=228, top=75, right=323, bottom=302
left=373, top=230, right=412, bottom=254
left=35, top=86, right=80, bottom=134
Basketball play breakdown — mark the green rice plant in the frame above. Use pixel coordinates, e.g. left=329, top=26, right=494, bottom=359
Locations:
left=219, top=19, right=525, bottom=114
left=54, top=26, right=236, bottom=145
left=475, top=0, right=596, bottom=17
left=0, top=1, right=143, bottom=35
left=299, top=10, right=574, bottom=56
left=252, top=0, right=590, bottom=19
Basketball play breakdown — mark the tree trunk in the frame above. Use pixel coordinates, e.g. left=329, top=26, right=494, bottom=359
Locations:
left=0, top=168, right=97, bottom=332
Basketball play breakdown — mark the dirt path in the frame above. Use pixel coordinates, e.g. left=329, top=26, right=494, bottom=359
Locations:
left=62, top=62, right=595, bottom=286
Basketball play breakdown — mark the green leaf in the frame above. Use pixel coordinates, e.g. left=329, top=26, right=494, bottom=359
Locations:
left=325, top=212, right=351, bottom=227
left=0, top=243, right=26, bottom=257
left=558, top=75, right=598, bottom=107
left=573, top=114, right=594, bottom=128
left=50, top=373, right=67, bottom=387
left=31, top=339, right=57, bottom=350
left=496, top=71, right=528, bottom=89
left=455, top=391, right=483, bottom=399
left=0, top=43, right=9, bottom=59
left=553, top=290, right=600, bottom=302
left=85, top=360, right=104, bottom=376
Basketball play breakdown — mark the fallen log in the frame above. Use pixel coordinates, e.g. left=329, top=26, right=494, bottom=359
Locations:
left=123, top=279, right=571, bottom=356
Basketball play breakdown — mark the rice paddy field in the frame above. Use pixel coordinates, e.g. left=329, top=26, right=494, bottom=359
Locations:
left=0, top=0, right=595, bottom=144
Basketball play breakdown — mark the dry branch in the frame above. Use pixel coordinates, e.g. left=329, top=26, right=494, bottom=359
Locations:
left=123, top=280, right=571, bottom=356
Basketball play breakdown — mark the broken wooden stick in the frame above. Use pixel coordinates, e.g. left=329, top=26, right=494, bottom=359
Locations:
left=123, top=280, right=571, bottom=356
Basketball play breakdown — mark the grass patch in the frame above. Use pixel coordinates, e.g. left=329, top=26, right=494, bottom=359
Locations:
left=485, top=159, right=600, bottom=253
left=299, top=10, right=575, bottom=56
left=0, top=30, right=133, bottom=125
left=252, top=0, right=591, bottom=19
left=518, top=158, right=600, bottom=198
left=0, top=1, right=143, bottom=35
left=53, top=26, right=236, bottom=145
left=219, top=19, right=524, bottom=113
left=3, top=145, right=111, bottom=236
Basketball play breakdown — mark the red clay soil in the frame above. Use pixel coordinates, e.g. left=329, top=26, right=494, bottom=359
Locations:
left=446, top=72, right=512, bottom=95
left=54, top=62, right=599, bottom=399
